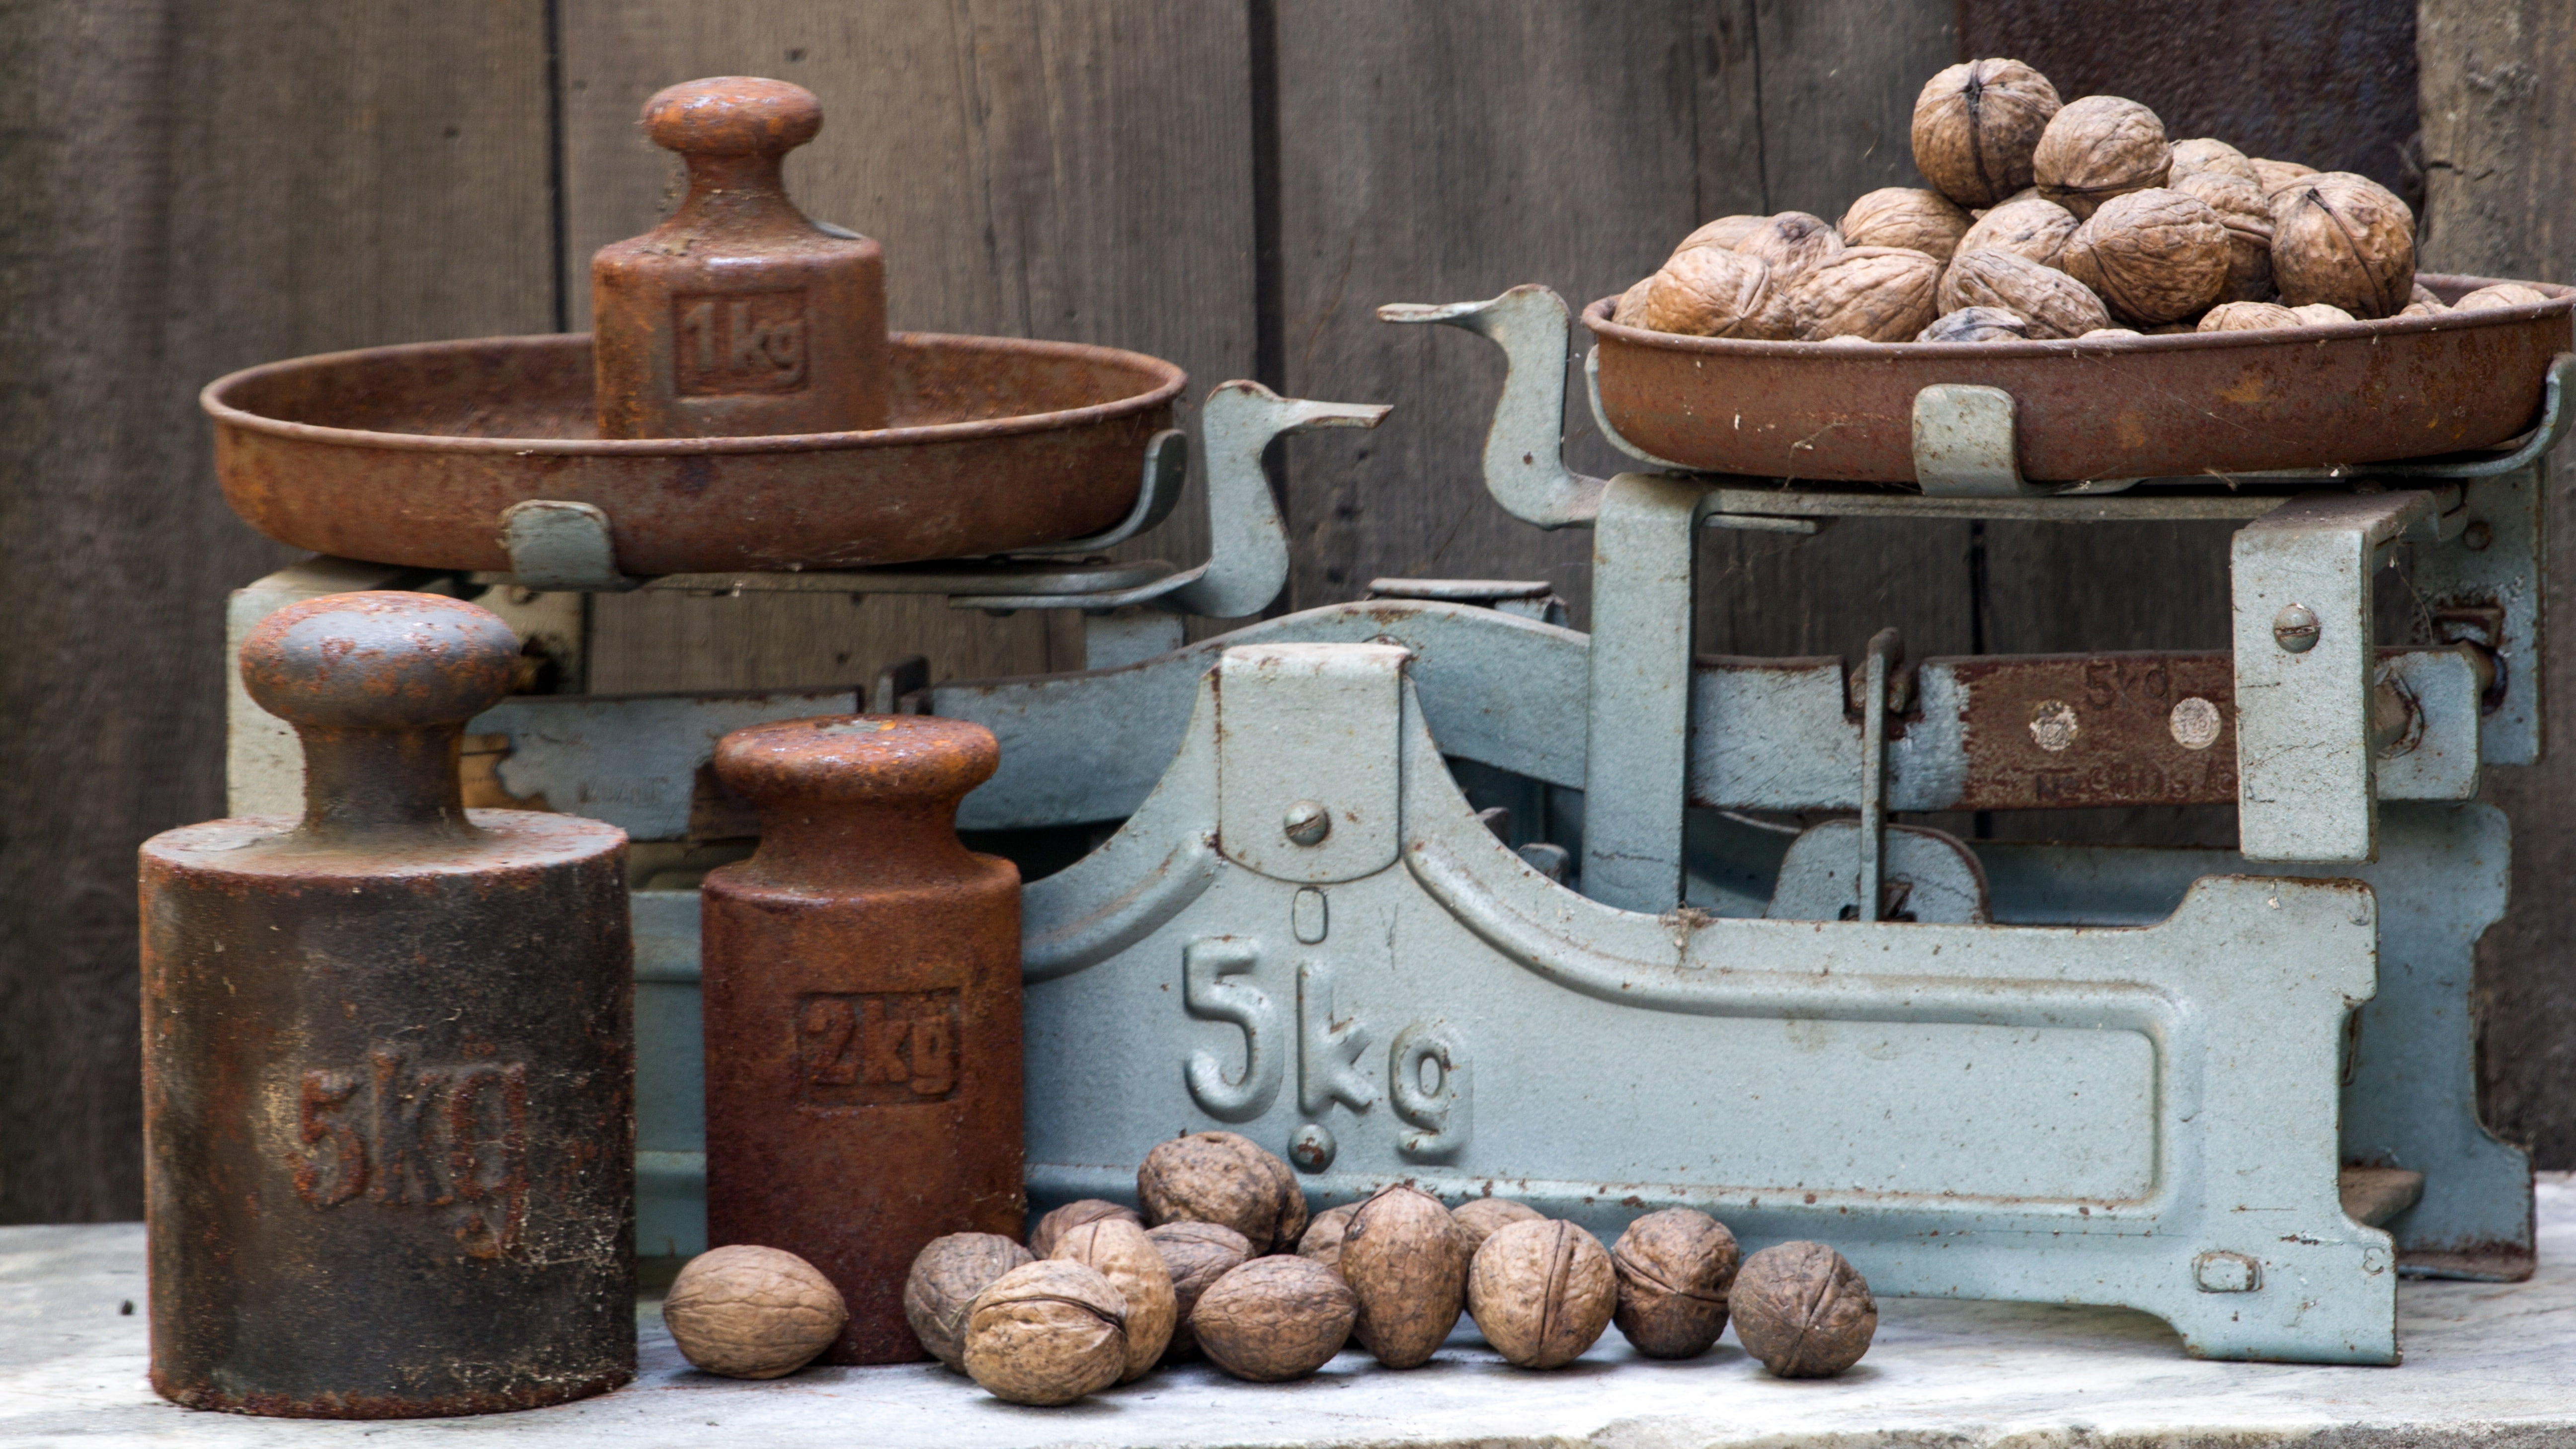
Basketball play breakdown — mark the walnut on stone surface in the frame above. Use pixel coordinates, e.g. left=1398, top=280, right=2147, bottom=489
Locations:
left=1466, top=1219, right=1617, bottom=1370
left=1137, top=1132, right=1307, bottom=1253
left=1610, top=1208, right=1739, bottom=1359
left=1029, top=1200, right=1139, bottom=1260
left=904, top=1233, right=1033, bottom=1372
left=1911, top=58, right=2063, bottom=209
left=1450, top=1198, right=1545, bottom=1259
left=961, top=1260, right=1128, bottom=1406
left=1729, top=1241, right=1877, bottom=1379
left=2032, top=95, right=2173, bottom=219
left=1191, top=1256, right=1358, bottom=1382
left=664, top=1244, right=849, bottom=1380
left=1146, top=1221, right=1250, bottom=1362
left=1338, top=1185, right=1467, bottom=1369
left=1050, top=1217, right=1175, bottom=1381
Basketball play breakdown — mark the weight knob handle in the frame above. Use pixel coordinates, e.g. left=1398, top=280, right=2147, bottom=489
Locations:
left=239, top=592, right=519, bottom=841
left=642, top=76, right=823, bottom=158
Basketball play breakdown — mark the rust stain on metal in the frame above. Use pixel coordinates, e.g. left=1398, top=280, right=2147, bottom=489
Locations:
left=142, top=593, right=633, bottom=1418
left=701, top=714, right=1024, bottom=1365
left=1585, top=276, right=2574, bottom=483
left=1948, top=651, right=2240, bottom=810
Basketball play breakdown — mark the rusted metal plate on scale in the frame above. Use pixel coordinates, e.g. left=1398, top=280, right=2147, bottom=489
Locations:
left=1586, top=275, right=2573, bottom=484
left=1947, top=651, right=2238, bottom=810
left=203, top=331, right=1179, bottom=574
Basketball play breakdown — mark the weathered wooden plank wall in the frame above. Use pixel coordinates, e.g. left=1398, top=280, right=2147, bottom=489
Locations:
left=4, top=0, right=2572, bottom=1220
left=0, top=0, right=555, bottom=1222
left=2418, top=0, right=2576, bottom=1169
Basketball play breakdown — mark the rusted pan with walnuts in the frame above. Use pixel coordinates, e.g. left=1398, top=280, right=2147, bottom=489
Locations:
left=1598, top=54, right=2576, bottom=484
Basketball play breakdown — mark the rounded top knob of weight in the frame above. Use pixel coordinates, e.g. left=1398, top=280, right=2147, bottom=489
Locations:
left=643, top=77, right=823, bottom=158
left=241, top=592, right=519, bottom=732
left=714, top=715, right=999, bottom=806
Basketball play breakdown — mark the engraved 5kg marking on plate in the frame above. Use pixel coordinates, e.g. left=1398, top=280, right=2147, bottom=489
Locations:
left=675, top=290, right=809, bottom=395
left=293, top=1045, right=528, bottom=1255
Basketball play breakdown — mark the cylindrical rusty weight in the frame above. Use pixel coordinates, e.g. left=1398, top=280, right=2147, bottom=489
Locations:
left=141, top=592, right=634, bottom=1418
left=591, top=76, right=890, bottom=440
left=701, top=715, right=1024, bottom=1364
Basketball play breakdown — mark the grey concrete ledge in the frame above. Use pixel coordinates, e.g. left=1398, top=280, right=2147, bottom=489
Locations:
left=6, top=1177, right=2575, bottom=1448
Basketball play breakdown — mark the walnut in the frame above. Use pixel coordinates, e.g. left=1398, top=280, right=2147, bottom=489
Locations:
left=963, top=1260, right=1128, bottom=1405
left=2059, top=188, right=2230, bottom=324
left=1029, top=1199, right=1139, bottom=1259
left=2409, top=281, right=2450, bottom=311
left=1191, top=1256, right=1358, bottom=1381
left=2032, top=95, right=2172, bottom=218
left=1937, top=248, right=2109, bottom=337
left=1466, top=1219, right=1617, bottom=1369
left=2291, top=302, right=2358, bottom=326
left=2271, top=172, right=2416, bottom=318
left=2250, top=158, right=2318, bottom=197
left=1786, top=247, right=1943, bottom=342
left=1911, top=59, right=2062, bottom=208
left=1050, top=1217, right=1175, bottom=1381
left=2198, top=300, right=2300, bottom=332
left=1730, top=1242, right=1876, bottom=1378
left=1450, top=1198, right=1544, bottom=1258
left=1734, top=212, right=1845, bottom=286
left=1638, top=246, right=1793, bottom=339
left=1672, top=214, right=1770, bottom=257
left=2169, top=137, right=2258, bottom=185
left=1137, top=1132, right=1307, bottom=1253
left=904, top=1233, right=1033, bottom=1372
left=1146, top=1221, right=1249, bottom=1362
left=2453, top=282, right=2555, bottom=312
left=1918, top=306, right=2030, bottom=342
left=2166, top=170, right=2275, bottom=303
left=1953, top=195, right=2078, bottom=267
left=1298, top=1203, right=1356, bottom=1275
left=1841, top=189, right=1972, bottom=262
left=663, top=1244, right=849, bottom=1379
left=1339, top=1185, right=1467, bottom=1368
left=2081, top=326, right=2143, bottom=338
left=1611, top=276, right=1654, bottom=325
left=2396, top=300, right=2446, bottom=320
left=1610, top=1208, right=1738, bottom=1359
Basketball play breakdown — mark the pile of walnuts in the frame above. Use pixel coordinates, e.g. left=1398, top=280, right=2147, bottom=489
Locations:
left=890, top=1130, right=1875, bottom=1405
left=1611, top=57, right=2502, bottom=344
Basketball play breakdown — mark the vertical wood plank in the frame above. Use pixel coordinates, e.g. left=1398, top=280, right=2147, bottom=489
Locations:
left=560, top=2, right=1255, bottom=693
left=2419, top=0, right=2576, bottom=1168
left=0, top=0, right=554, bottom=1220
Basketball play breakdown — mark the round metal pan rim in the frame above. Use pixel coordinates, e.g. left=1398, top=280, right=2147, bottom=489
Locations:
left=1580, top=273, right=2576, bottom=356
left=201, top=330, right=1187, bottom=456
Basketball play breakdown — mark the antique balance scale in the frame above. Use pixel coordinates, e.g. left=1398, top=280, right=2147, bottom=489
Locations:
left=206, top=79, right=2570, bottom=1368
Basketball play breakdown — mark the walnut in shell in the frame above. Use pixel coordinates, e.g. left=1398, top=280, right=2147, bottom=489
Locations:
left=2271, top=172, right=2416, bottom=318
left=1029, top=1199, right=1140, bottom=1259
left=1339, top=1185, right=1467, bottom=1368
left=1672, top=214, right=1770, bottom=257
left=2453, top=282, right=2554, bottom=312
left=1451, top=1198, right=1545, bottom=1258
left=2198, top=300, right=2301, bottom=332
left=1146, top=1221, right=1250, bottom=1362
left=962, top=1259, right=1128, bottom=1405
left=1465, top=1219, right=1616, bottom=1369
left=1730, top=1242, right=1876, bottom=1378
left=1192, top=1256, right=1359, bottom=1382
left=2250, top=158, right=2318, bottom=197
left=1734, top=212, right=1845, bottom=285
left=2168, top=137, right=2258, bottom=185
left=1919, top=306, right=2030, bottom=342
left=1638, top=246, right=1792, bottom=339
left=2059, top=188, right=2230, bottom=324
left=1937, top=248, right=2109, bottom=337
left=2409, top=281, right=2450, bottom=311
left=1953, top=195, right=2078, bottom=267
left=1298, top=1203, right=1357, bottom=1275
left=1611, top=276, right=1654, bottom=326
left=1786, top=246, right=1942, bottom=342
left=2291, top=302, right=2357, bottom=326
left=1137, top=1131, right=1308, bottom=1253
left=663, top=1244, right=849, bottom=1379
left=904, top=1232, right=1034, bottom=1371
left=1911, top=59, right=2062, bottom=209
left=2167, top=170, right=2275, bottom=303
left=2032, top=95, right=2172, bottom=218
left=1840, top=187, right=1973, bottom=262
left=1050, top=1217, right=1176, bottom=1381
left=2082, top=326, right=2143, bottom=338
left=1610, top=1208, right=1739, bottom=1359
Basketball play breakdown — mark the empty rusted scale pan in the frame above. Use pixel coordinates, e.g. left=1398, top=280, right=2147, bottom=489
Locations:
left=141, top=593, right=633, bottom=1417
left=200, top=75, right=1181, bottom=575
left=1588, top=274, right=2575, bottom=483
left=701, top=715, right=1024, bottom=1364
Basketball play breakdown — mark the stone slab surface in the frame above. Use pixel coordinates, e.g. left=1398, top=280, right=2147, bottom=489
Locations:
left=6, top=1177, right=2576, bottom=1448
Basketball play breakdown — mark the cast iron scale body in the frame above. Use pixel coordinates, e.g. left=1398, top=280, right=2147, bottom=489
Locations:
left=206, top=84, right=2571, bottom=1362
